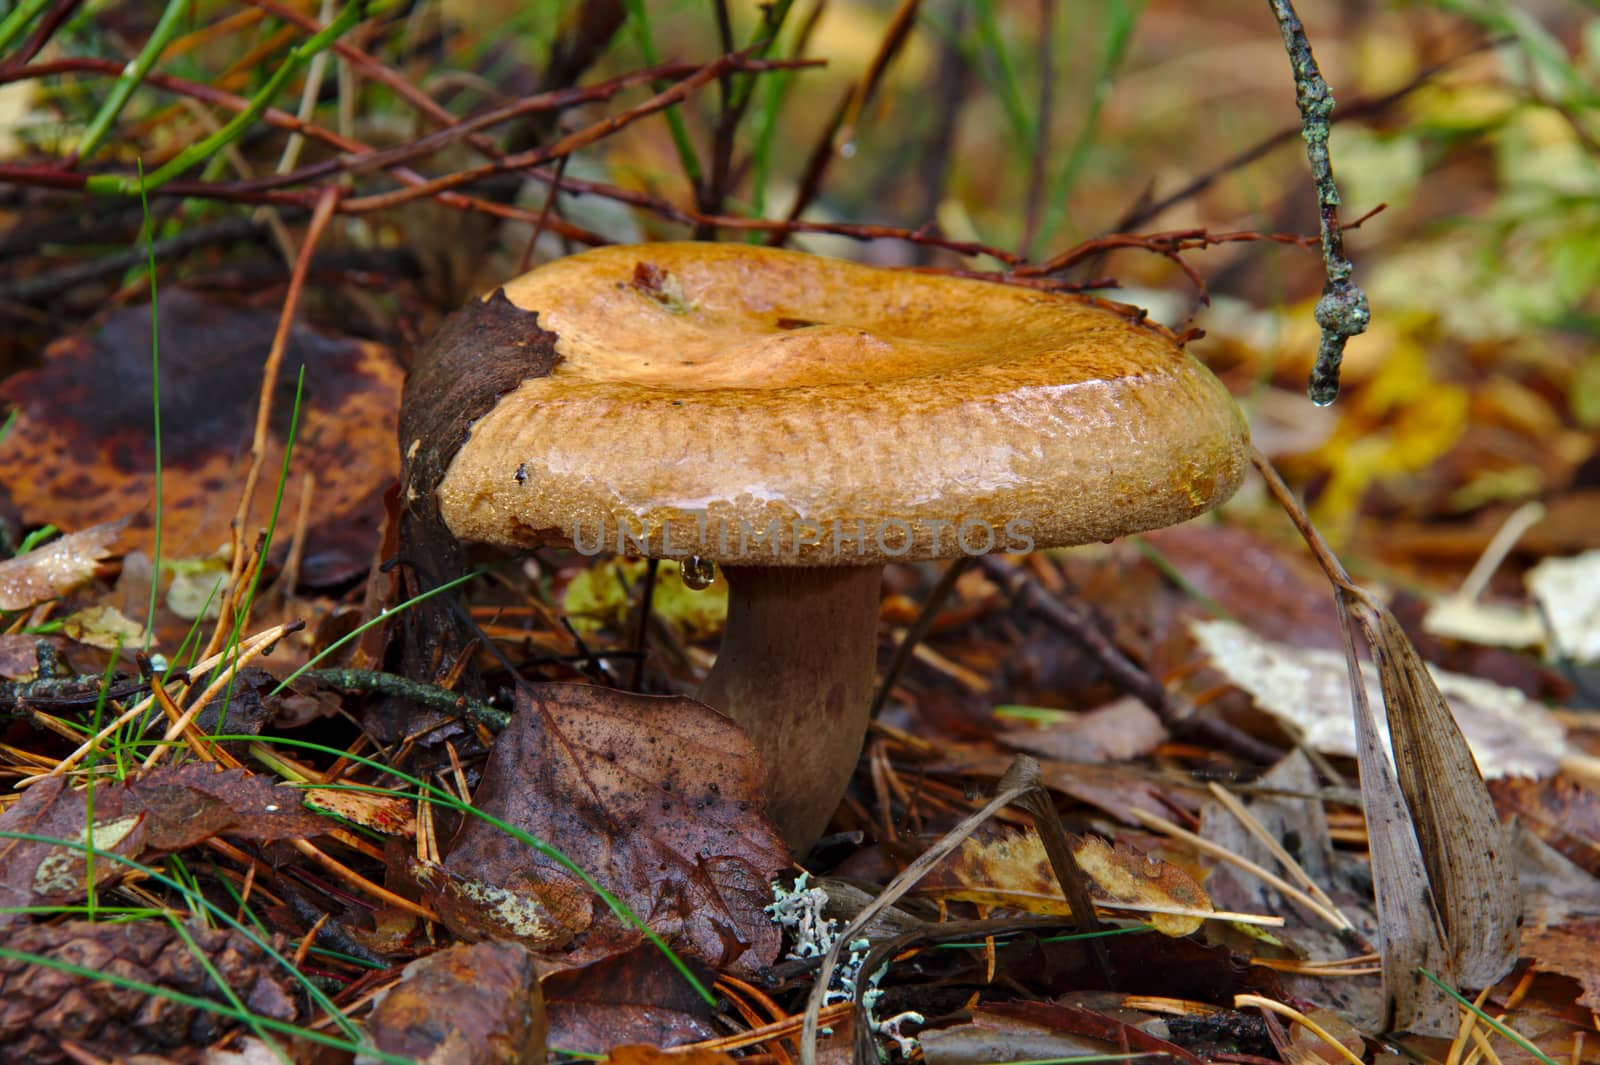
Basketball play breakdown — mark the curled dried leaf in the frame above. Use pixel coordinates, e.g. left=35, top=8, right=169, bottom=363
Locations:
left=0, top=520, right=126, bottom=611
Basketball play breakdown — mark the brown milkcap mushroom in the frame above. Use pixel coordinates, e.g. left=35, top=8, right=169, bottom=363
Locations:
left=400, top=242, right=1250, bottom=854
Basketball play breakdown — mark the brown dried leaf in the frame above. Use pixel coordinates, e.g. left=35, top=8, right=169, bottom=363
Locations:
left=366, top=941, right=546, bottom=1065
left=545, top=946, right=719, bottom=1054
left=0, top=520, right=126, bottom=611
left=1490, top=775, right=1600, bottom=880
left=0, top=290, right=400, bottom=587
left=1524, top=918, right=1600, bottom=1012
left=998, top=696, right=1169, bottom=763
left=301, top=786, right=415, bottom=837
left=0, top=777, right=147, bottom=925
left=106, top=763, right=332, bottom=849
left=441, top=683, right=788, bottom=975
left=602, top=1048, right=736, bottom=1065
left=411, top=858, right=594, bottom=954
left=0, top=767, right=330, bottom=925
left=1355, top=599, right=1521, bottom=990
left=929, top=830, right=1213, bottom=936
left=0, top=634, right=50, bottom=679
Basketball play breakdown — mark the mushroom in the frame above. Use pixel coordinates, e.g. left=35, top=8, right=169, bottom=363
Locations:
left=400, top=242, right=1250, bottom=854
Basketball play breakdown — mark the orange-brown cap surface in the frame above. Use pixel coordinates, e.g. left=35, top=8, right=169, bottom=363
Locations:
left=426, top=242, right=1250, bottom=565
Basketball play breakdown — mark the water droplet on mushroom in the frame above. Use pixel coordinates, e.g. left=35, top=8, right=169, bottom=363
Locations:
left=838, top=140, right=857, bottom=158
left=681, top=555, right=716, bottom=590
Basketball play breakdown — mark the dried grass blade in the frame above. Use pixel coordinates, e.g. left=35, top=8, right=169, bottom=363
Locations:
left=1352, top=594, right=1521, bottom=989
left=1337, top=592, right=1457, bottom=1035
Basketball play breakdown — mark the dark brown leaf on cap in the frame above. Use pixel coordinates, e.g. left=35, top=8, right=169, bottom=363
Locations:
left=399, top=288, right=562, bottom=508
left=442, top=683, right=787, bottom=975
left=0, top=290, right=400, bottom=585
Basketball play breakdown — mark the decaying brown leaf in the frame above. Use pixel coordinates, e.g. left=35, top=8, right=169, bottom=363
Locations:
left=1524, top=918, right=1600, bottom=1012
left=365, top=941, right=546, bottom=1065
left=998, top=696, right=1169, bottom=763
left=0, top=519, right=126, bottom=611
left=601, top=1048, right=736, bottom=1065
left=0, top=767, right=331, bottom=926
left=438, top=683, right=788, bottom=974
left=1352, top=597, right=1521, bottom=990
left=0, top=290, right=401, bottom=587
left=545, top=945, right=719, bottom=1054
left=929, top=829, right=1213, bottom=935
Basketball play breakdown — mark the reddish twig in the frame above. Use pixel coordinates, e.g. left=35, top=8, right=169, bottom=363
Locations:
left=0, top=0, right=84, bottom=75
left=340, top=49, right=757, bottom=214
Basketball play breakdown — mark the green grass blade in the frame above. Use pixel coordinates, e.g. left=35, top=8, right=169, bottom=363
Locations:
left=0, top=0, right=51, bottom=55
left=75, top=0, right=190, bottom=162
left=0, top=829, right=364, bottom=1042
left=621, top=0, right=705, bottom=187
left=166, top=915, right=294, bottom=1065
left=1421, top=969, right=1561, bottom=1065
left=85, top=2, right=372, bottom=195
left=136, top=161, right=164, bottom=652
left=0, top=942, right=411, bottom=1062
left=1039, top=0, right=1144, bottom=247
left=972, top=0, right=1034, bottom=147
left=267, top=566, right=487, bottom=697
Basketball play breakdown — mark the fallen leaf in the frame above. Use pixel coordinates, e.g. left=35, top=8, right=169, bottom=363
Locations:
left=363, top=941, right=545, bottom=1065
left=1491, top=775, right=1600, bottom=879
left=544, top=945, right=719, bottom=1054
left=928, top=830, right=1213, bottom=936
left=0, top=290, right=401, bottom=587
left=0, top=766, right=332, bottom=925
left=1422, top=549, right=1600, bottom=661
left=440, top=683, right=787, bottom=975
left=0, top=634, right=50, bottom=680
left=1528, top=551, right=1600, bottom=663
left=59, top=603, right=146, bottom=651
left=601, top=1048, right=735, bottom=1065
left=1524, top=917, right=1600, bottom=1012
left=998, top=696, right=1169, bottom=763
left=0, top=520, right=125, bottom=611
left=563, top=558, right=727, bottom=640
left=1190, top=618, right=1567, bottom=778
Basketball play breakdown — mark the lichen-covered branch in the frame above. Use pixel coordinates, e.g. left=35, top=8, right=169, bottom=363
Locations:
left=1267, top=0, right=1371, bottom=405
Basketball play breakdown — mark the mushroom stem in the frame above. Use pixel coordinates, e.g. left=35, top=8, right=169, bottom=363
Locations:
left=698, top=564, right=882, bottom=855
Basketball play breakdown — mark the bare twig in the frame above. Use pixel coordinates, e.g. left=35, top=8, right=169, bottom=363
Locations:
left=1266, top=0, right=1370, bottom=405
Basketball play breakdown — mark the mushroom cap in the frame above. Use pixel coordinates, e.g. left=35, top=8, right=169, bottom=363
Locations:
left=430, top=242, right=1250, bottom=565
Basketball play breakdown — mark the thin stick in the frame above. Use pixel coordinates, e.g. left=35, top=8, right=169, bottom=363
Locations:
left=1265, top=0, right=1370, bottom=404
left=205, top=186, right=339, bottom=666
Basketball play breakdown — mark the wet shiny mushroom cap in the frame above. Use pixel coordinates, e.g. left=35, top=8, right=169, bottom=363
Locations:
left=431, top=242, right=1251, bottom=565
